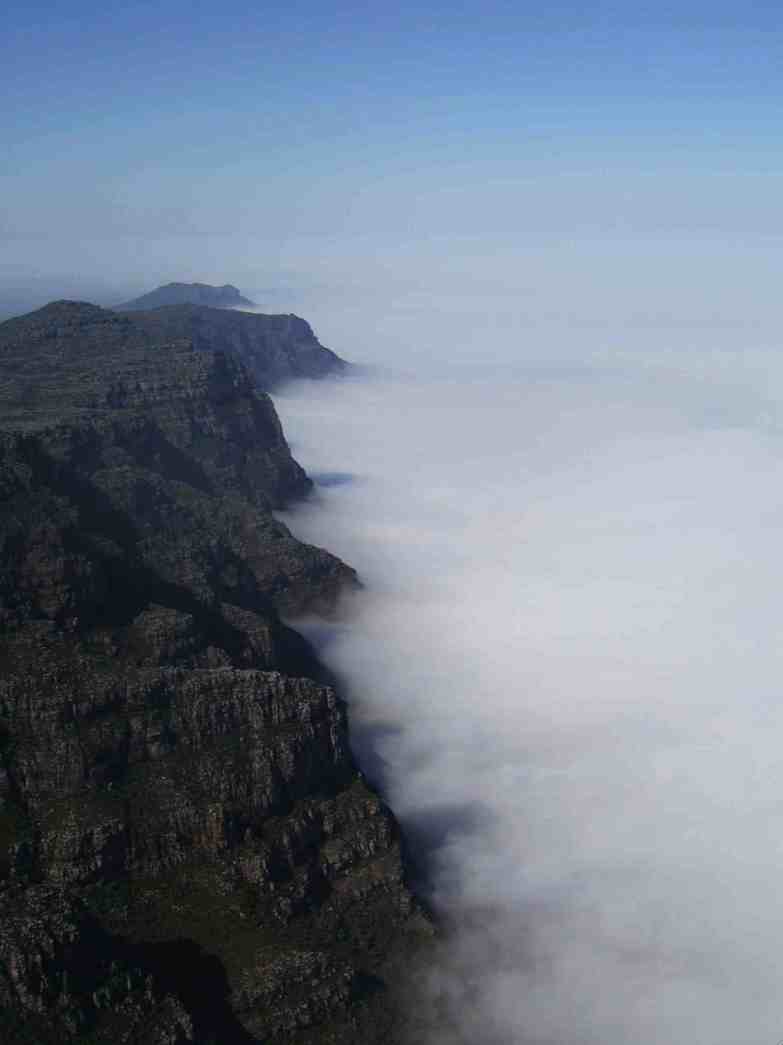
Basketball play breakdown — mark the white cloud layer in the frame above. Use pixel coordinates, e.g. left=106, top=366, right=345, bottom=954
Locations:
left=276, top=336, right=783, bottom=1044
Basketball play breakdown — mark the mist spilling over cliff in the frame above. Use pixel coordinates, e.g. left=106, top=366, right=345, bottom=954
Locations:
left=276, top=337, right=783, bottom=1045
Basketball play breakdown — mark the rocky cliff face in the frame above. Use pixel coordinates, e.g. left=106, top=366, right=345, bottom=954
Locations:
left=0, top=302, right=430, bottom=1043
left=123, top=305, right=346, bottom=391
left=0, top=299, right=345, bottom=401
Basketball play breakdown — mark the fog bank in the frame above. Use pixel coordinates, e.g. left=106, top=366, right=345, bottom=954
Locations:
left=274, top=335, right=783, bottom=1045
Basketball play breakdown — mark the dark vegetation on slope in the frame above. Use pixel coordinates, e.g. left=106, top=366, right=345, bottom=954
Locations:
left=0, top=300, right=431, bottom=1044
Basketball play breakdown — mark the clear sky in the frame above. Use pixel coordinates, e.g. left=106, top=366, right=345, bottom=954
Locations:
left=2, top=0, right=782, bottom=345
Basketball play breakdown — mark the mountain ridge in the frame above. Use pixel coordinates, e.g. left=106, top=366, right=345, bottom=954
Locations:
left=117, top=281, right=257, bottom=311
left=0, top=299, right=347, bottom=412
left=0, top=299, right=431, bottom=1043
left=121, top=302, right=347, bottom=390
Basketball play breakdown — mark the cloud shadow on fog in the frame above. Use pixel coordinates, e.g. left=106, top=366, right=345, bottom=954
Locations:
left=347, top=708, right=498, bottom=885
left=310, top=471, right=357, bottom=488
left=398, top=801, right=496, bottom=896
left=293, top=610, right=498, bottom=903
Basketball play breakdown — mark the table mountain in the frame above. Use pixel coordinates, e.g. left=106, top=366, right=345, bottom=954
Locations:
left=0, top=301, right=431, bottom=1044
left=118, top=283, right=257, bottom=311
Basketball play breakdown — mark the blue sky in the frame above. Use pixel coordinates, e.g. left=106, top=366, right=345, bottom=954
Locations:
left=2, top=0, right=782, bottom=335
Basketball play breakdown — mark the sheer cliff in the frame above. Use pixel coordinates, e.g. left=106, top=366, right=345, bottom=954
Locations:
left=0, top=302, right=430, bottom=1044
left=1, top=298, right=345, bottom=398
left=121, top=305, right=346, bottom=391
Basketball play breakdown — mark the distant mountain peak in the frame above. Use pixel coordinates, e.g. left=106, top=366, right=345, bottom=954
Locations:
left=117, top=281, right=257, bottom=311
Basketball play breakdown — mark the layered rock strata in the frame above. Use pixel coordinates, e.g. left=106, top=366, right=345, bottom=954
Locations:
left=0, top=302, right=430, bottom=1043
left=123, top=305, right=346, bottom=390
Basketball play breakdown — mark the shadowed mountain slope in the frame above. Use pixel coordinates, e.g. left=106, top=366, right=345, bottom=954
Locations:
left=124, top=303, right=347, bottom=390
left=0, top=300, right=430, bottom=1044
left=0, top=298, right=346, bottom=404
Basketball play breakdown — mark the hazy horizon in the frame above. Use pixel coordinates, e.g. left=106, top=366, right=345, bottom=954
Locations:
left=4, top=1, right=783, bottom=350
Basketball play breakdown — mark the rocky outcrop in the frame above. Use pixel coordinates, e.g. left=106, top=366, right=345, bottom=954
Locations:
left=122, top=306, right=346, bottom=391
left=0, top=302, right=431, bottom=1043
left=111, top=281, right=346, bottom=389
left=117, top=283, right=257, bottom=312
left=0, top=298, right=345, bottom=403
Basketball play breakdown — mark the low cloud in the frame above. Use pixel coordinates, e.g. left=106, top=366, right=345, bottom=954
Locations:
left=275, top=345, right=783, bottom=1044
